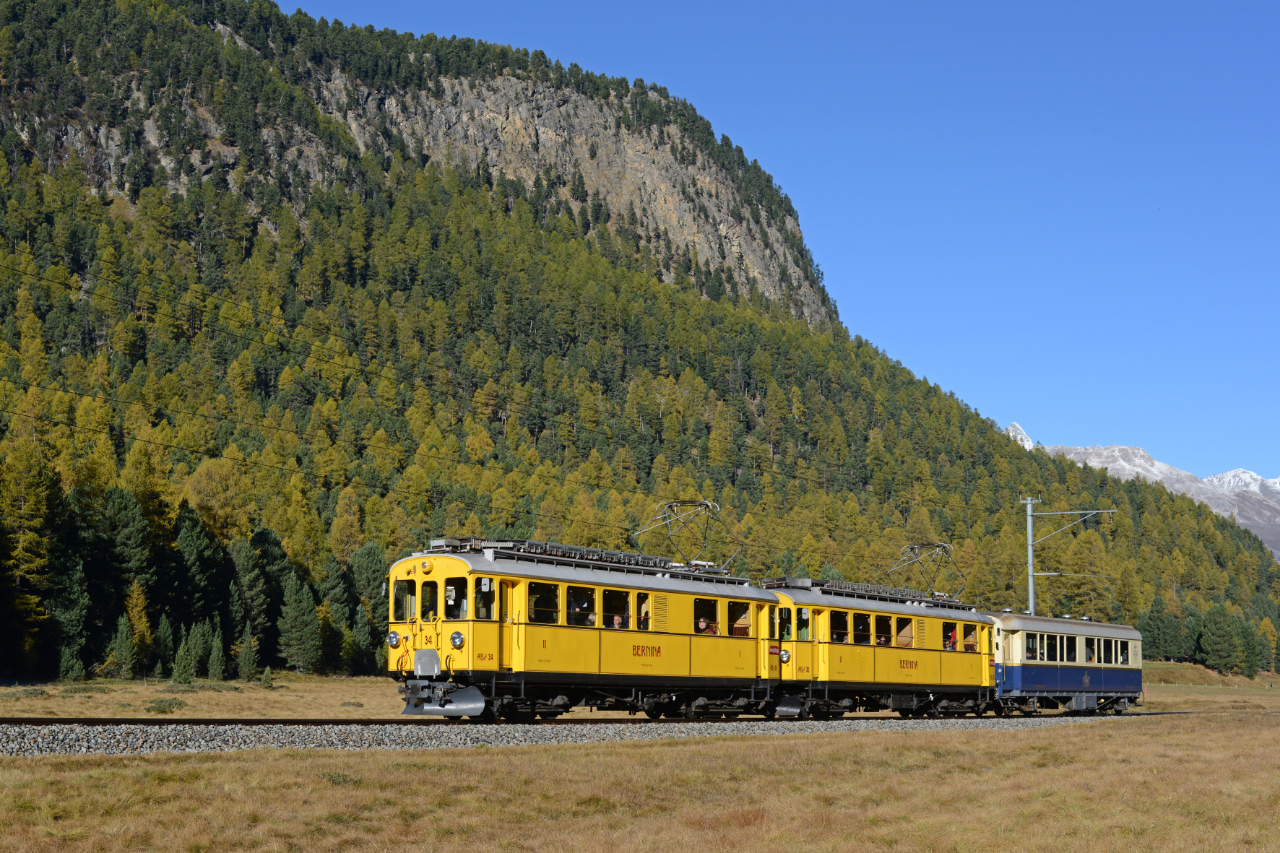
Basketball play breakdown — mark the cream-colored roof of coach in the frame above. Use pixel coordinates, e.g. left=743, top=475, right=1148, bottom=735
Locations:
left=986, top=612, right=1141, bottom=641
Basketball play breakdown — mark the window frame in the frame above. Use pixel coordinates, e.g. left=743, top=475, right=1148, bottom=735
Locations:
left=874, top=614, right=892, bottom=646
left=1064, top=635, right=1077, bottom=663
left=942, top=621, right=958, bottom=651
left=728, top=601, right=752, bottom=638
left=421, top=580, right=438, bottom=621
left=443, top=577, right=468, bottom=620
left=636, top=592, right=651, bottom=631
left=392, top=579, right=416, bottom=623
left=830, top=611, right=849, bottom=644
left=567, top=586, right=596, bottom=627
left=694, top=598, right=720, bottom=636
left=474, top=576, right=495, bottom=621
left=895, top=617, right=914, bottom=649
left=1119, top=639, right=1130, bottom=666
left=528, top=582, right=560, bottom=625
left=963, top=624, right=978, bottom=653
left=852, top=613, right=871, bottom=645
left=602, top=589, right=630, bottom=630
left=1025, top=632, right=1038, bottom=662
left=779, top=608, right=793, bottom=641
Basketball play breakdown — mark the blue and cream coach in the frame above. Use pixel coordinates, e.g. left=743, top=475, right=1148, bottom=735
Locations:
left=989, top=612, right=1142, bottom=713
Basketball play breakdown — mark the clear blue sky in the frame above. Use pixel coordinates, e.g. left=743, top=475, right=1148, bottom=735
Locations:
left=297, top=1, right=1279, bottom=479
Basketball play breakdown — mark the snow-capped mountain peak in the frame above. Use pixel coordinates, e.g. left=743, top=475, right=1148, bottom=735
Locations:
left=1205, top=468, right=1280, bottom=496
left=1005, top=422, right=1035, bottom=451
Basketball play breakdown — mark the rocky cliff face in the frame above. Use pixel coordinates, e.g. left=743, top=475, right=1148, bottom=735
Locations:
left=313, top=73, right=832, bottom=324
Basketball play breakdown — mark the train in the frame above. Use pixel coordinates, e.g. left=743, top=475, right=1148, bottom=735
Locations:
left=385, top=538, right=1142, bottom=720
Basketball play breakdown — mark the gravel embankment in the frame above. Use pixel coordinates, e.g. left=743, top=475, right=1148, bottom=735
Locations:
left=0, top=716, right=1101, bottom=757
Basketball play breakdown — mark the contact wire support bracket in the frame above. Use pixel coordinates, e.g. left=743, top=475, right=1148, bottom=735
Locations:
left=630, top=500, right=744, bottom=575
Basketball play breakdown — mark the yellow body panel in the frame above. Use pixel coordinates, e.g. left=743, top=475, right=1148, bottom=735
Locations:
left=690, top=636, right=756, bottom=678
left=940, top=651, right=983, bottom=684
left=875, top=647, right=941, bottom=683
left=524, top=626, right=600, bottom=673
left=600, top=631, right=689, bottom=676
left=826, top=643, right=875, bottom=682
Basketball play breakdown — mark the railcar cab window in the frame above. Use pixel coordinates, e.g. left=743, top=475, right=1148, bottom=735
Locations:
left=567, top=586, right=596, bottom=626
left=1025, top=633, right=1038, bottom=661
left=529, top=582, right=559, bottom=624
left=963, top=624, right=978, bottom=653
left=1120, top=640, right=1130, bottom=665
left=636, top=593, right=651, bottom=630
left=875, top=615, right=891, bottom=646
left=694, top=599, right=719, bottom=635
left=779, top=608, right=793, bottom=641
left=474, top=577, right=494, bottom=620
left=1085, top=638, right=1096, bottom=663
left=895, top=617, right=914, bottom=648
left=422, top=581, right=438, bottom=620
left=393, top=580, right=416, bottom=622
left=603, top=589, right=629, bottom=629
left=853, top=613, right=871, bottom=645
left=943, top=621, right=958, bottom=651
left=797, top=608, right=811, bottom=641
left=728, top=601, right=751, bottom=637
left=444, top=578, right=467, bottom=619
left=830, top=611, right=849, bottom=644
left=768, top=606, right=778, bottom=640
left=1064, top=636, right=1077, bottom=663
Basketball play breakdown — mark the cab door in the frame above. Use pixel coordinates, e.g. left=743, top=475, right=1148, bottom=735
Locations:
left=498, top=581, right=514, bottom=670
left=760, top=604, right=780, bottom=681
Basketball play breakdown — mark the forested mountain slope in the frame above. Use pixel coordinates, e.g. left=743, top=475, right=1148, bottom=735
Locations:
left=0, top=0, right=1273, bottom=680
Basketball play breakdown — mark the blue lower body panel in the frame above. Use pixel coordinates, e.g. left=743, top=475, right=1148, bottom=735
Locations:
left=1004, top=664, right=1141, bottom=695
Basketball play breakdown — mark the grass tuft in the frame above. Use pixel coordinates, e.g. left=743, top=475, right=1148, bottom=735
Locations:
left=1, top=688, right=50, bottom=700
left=321, top=772, right=359, bottom=786
left=146, top=698, right=188, bottom=715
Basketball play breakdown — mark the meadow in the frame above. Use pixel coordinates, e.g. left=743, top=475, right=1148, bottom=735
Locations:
left=2, top=670, right=1279, bottom=851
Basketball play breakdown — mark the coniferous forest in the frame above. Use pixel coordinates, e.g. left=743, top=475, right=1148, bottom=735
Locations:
left=0, top=0, right=1274, bottom=681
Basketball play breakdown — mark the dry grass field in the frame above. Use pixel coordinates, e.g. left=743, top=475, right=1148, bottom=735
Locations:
left=2, top=683, right=1279, bottom=851
left=0, top=674, right=405, bottom=719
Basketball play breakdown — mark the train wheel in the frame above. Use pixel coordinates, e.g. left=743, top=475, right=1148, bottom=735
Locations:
left=644, top=707, right=663, bottom=720
left=761, top=705, right=777, bottom=721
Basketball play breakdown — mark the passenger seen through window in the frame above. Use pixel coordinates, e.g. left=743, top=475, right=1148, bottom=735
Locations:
left=636, top=593, right=651, bottom=630
left=602, top=589, right=629, bottom=629
left=1025, top=633, right=1038, bottom=661
left=1085, top=638, right=1096, bottom=663
left=853, top=613, right=871, bottom=645
left=830, top=612, right=849, bottom=644
left=694, top=598, right=719, bottom=635
left=444, top=578, right=467, bottom=619
left=567, top=586, right=595, bottom=626
left=942, top=621, right=957, bottom=651
left=874, top=615, right=891, bottom=646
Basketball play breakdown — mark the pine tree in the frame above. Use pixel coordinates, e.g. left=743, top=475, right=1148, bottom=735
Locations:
left=237, top=627, right=258, bottom=681
left=1199, top=605, right=1240, bottom=674
left=0, top=435, right=56, bottom=669
left=155, top=615, right=175, bottom=675
left=124, top=581, right=153, bottom=670
left=172, top=638, right=194, bottom=684
left=320, top=555, right=351, bottom=629
left=106, top=614, right=135, bottom=678
left=51, top=559, right=89, bottom=681
left=278, top=574, right=321, bottom=672
left=352, top=602, right=375, bottom=676
left=208, top=627, right=226, bottom=681
left=188, top=621, right=212, bottom=677
left=1237, top=618, right=1262, bottom=679
left=260, top=665, right=273, bottom=689
left=59, top=644, right=86, bottom=681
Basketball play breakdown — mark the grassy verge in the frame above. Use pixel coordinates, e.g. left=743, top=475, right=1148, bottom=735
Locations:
left=0, top=673, right=403, bottom=719
left=2, top=710, right=1278, bottom=851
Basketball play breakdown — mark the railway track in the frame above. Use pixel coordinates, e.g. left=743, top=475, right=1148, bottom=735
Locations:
left=0, top=711, right=1180, bottom=727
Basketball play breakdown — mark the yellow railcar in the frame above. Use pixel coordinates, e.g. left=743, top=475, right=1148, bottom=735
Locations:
left=388, top=539, right=779, bottom=719
left=764, top=578, right=996, bottom=717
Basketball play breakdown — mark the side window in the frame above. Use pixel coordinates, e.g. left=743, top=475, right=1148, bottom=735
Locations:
left=895, top=617, right=914, bottom=648
left=422, top=581, right=438, bottom=620
left=797, top=608, right=811, bottom=641
left=567, top=586, right=596, bottom=626
left=1103, top=639, right=1114, bottom=665
left=942, top=621, right=957, bottom=651
left=529, top=582, right=559, bottom=624
left=393, top=580, right=416, bottom=622
left=603, top=589, right=629, bottom=629
left=1046, top=633, right=1058, bottom=662
left=498, top=581, right=509, bottom=622
left=830, top=611, right=849, bottom=643
left=474, top=577, right=494, bottom=620
left=1119, top=640, right=1130, bottom=665
left=768, top=605, right=777, bottom=640
left=779, top=608, right=793, bottom=641
left=875, top=615, right=892, bottom=646
left=963, top=624, right=978, bottom=653
left=1025, top=632, right=1038, bottom=661
left=1085, top=637, right=1096, bottom=663
left=853, top=613, right=871, bottom=645
left=694, top=598, right=719, bottom=635
left=636, top=593, right=651, bottom=630
left=1065, top=635, right=1077, bottom=662
left=728, top=601, right=751, bottom=637
left=444, top=578, right=467, bottom=619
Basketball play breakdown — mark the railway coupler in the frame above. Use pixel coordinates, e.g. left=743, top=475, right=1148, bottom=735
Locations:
left=400, top=649, right=488, bottom=717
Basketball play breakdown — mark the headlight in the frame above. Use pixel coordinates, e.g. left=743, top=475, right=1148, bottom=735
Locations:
left=387, top=631, right=401, bottom=648
left=450, top=631, right=465, bottom=649
left=779, top=650, right=791, bottom=663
